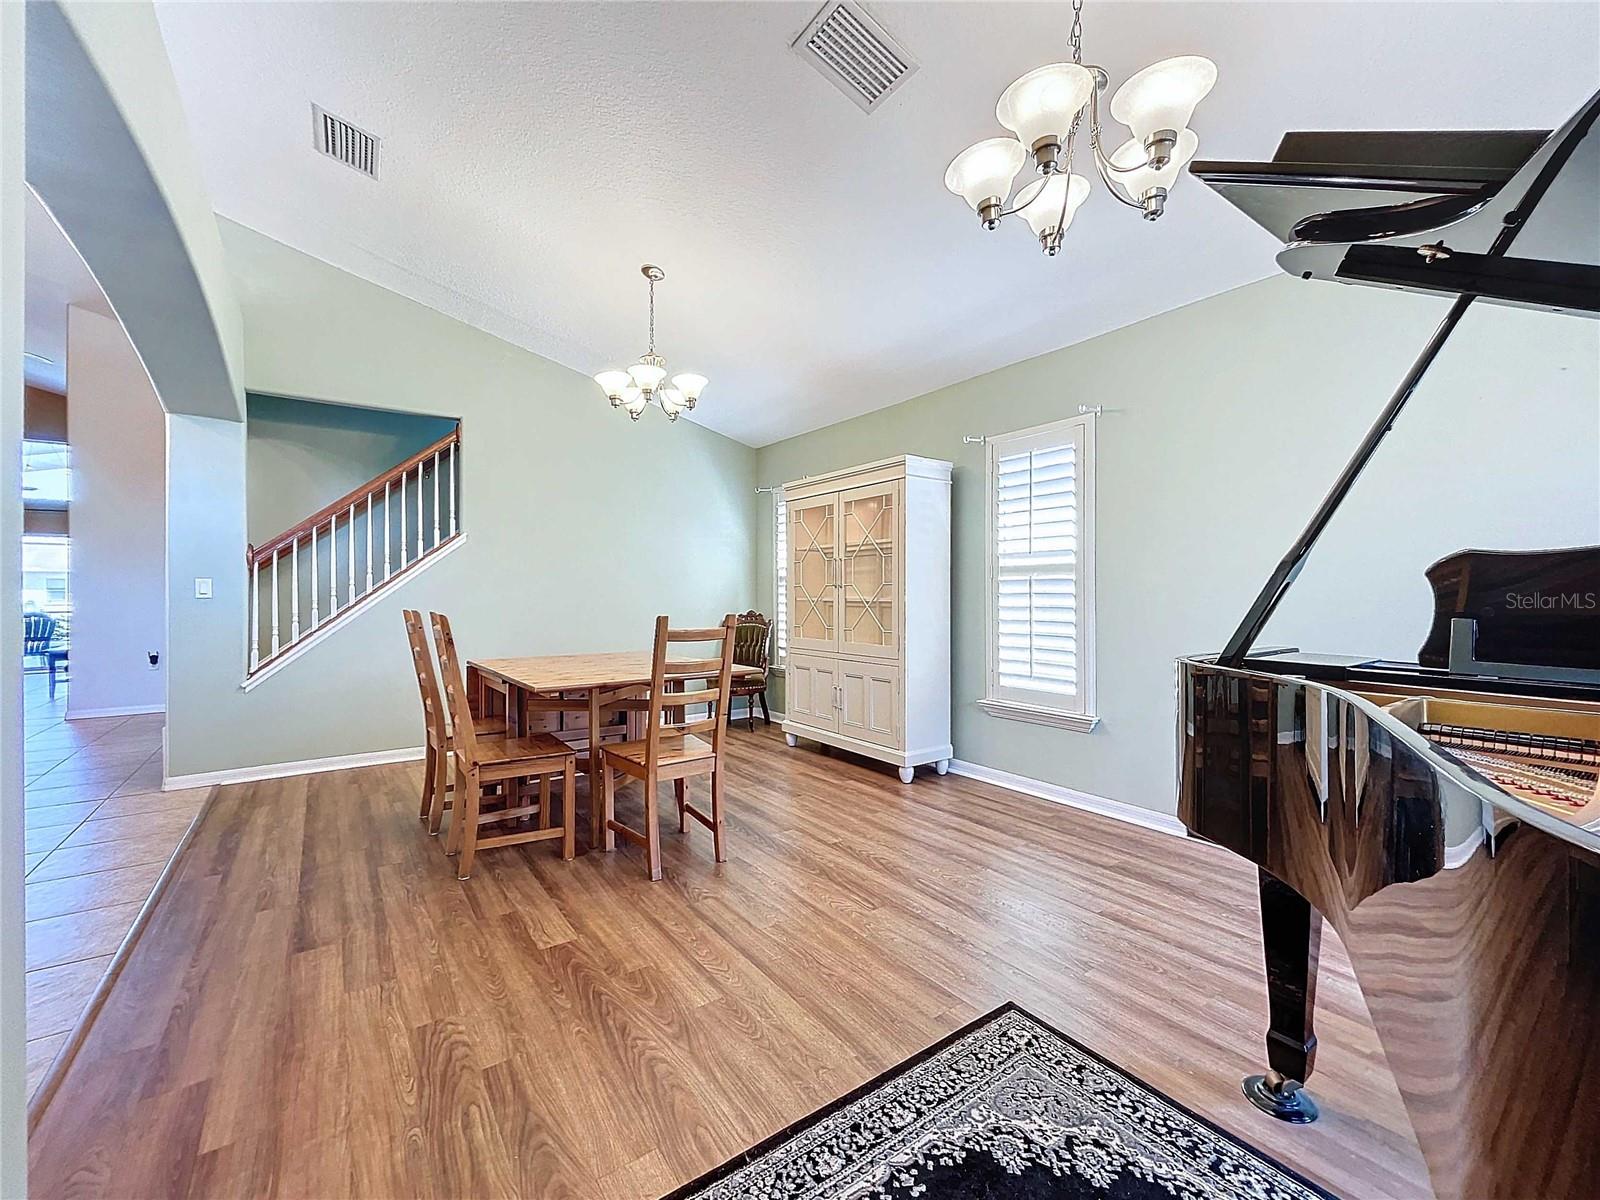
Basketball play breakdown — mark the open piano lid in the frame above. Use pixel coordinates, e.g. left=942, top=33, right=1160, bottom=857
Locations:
left=1200, top=89, right=1600, bottom=670
left=1191, top=89, right=1600, bottom=316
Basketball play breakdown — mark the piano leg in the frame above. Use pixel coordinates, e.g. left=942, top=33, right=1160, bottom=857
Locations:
left=1243, top=868, right=1322, bottom=1123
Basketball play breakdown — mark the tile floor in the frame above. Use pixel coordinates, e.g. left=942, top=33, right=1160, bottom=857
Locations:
left=20, top=672, right=210, bottom=1099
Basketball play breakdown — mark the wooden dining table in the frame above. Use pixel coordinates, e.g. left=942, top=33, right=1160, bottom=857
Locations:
left=467, top=651, right=759, bottom=843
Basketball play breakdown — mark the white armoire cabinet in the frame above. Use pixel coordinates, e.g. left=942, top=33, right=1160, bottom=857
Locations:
left=781, top=455, right=952, bottom=782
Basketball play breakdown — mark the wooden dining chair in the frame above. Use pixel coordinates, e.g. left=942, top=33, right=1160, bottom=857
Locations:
left=430, top=611, right=578, bottom=878
left=403, top=608, right=506, bottom=829
left=597, top=614, right=737, bottom=881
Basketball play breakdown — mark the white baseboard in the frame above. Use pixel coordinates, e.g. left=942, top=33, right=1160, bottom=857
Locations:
left=946, top=758, right=1187, bottom=838
left=67, top=704, right=165, bottom=720
left=739, top=706, right=784, bottom=723
left=164, top=744, right=424, bottom=791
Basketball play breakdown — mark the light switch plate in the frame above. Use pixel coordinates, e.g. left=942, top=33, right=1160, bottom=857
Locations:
left=194, top=577, right=213, bottom=599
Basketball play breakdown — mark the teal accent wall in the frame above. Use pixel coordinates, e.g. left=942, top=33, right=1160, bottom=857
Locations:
left=246, top=393, right=456, bottom=546
left=756, top=277, right=1600, bottom=813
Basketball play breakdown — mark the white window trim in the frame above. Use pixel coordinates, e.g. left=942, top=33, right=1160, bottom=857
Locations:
left=772, top=486, right=787, bottom=670
left=981, top=413, right=1098, bottom=733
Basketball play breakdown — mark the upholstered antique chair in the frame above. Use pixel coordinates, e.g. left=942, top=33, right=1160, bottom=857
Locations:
left=730, top=610, right=771, bottom=730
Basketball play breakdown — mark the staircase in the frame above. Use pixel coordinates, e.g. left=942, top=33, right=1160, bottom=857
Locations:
left=247, top=425, right=461, bottom=677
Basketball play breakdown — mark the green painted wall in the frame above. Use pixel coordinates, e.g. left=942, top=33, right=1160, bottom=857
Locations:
left=755, top=277, right=1600, bottom=814
left=165, top=221, right=760, bottom=778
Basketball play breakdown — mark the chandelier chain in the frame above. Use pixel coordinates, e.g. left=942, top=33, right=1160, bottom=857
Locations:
left=647, top=276, right=656, bottom=355
left=1069, top=0, right=1084, bottom=64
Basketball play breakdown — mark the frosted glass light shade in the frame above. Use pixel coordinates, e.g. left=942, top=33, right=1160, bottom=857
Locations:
left=658, top=387, right=685, bottom=414
left=628, top=361, right=667, bottom=391
left=621, top=387, right=647, bottom=416
left=594, top=369, right=631, bottom=398
left=1108, top=129, right=1198, bottom=197
left=671, top=373, right=707, bottom=403
left=996, top=63, right=1093, bottom=149
left=944, top=138, right=1027, bottom=211
left=1014, top=173, right=1090, bottom=238
left=1110, top=55, right=1216, bottom=141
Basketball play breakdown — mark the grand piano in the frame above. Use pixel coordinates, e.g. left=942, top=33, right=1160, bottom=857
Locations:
left=1178, top=91, right=1600, bottom=1197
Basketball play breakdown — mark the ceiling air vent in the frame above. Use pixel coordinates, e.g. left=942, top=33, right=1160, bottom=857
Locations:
left=792, top=0, right=917, bottom=114
left=311, top=104, right=380, bottom=178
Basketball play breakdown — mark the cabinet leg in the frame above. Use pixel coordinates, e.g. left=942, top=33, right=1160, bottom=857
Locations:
left=1244, top=868, right=1322, bottom=1123
left=784, top=732, right=798, bottom=748
left=935, top=759, right=949, bottom=775
left=897, top=766, right=915, bottom=784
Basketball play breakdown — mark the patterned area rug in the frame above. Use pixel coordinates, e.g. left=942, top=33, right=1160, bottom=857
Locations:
left=662, top=1003, right=1334, bottom=1200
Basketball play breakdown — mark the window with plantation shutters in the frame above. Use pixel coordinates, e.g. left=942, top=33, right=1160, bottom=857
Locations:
left=774, top=490, right=788, bottom=665
left=981, top=416, right=1098, bottom=731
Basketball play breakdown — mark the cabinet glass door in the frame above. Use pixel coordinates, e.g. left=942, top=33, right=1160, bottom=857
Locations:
left=788, top=497, right=838, bottom=655
left=838, top=481, right=899, bottom=659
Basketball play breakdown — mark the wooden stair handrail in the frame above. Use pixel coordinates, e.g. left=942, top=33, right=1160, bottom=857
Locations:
left=247, top=425, right=460, bottom=566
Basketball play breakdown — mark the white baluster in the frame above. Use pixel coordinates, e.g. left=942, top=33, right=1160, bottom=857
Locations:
left=310, top=524, right=320, bottom=629
left=250, top=558, right=261, bottom=671
left=291, top=538, right=301, bottom=641
left=416, top=462, right=424, bottom=558
left=383, top=480, right=392, bottom=579
left=364, top=493, right=374, bottom=593
left=447, top=442, right=457, bottom=537
left=400, top=472, right=408, bottom=567
left=329, top=513, right=339, bottom=616
left=271, top=550, right=281, bottom=656
left=433, top=451, right=441, bottom=546
left=348, top=503, right=357, bottom=603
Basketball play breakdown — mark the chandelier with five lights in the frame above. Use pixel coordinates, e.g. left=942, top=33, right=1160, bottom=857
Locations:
left=943, top=0, right=1216, bottom=256
left=593, top=265, right=707, bottom=422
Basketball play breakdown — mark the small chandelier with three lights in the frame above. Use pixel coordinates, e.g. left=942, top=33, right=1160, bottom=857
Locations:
left=943, top=0, right=1216, bottom=256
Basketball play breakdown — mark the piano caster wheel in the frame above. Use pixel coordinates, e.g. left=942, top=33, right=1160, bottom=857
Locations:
left=1243, top=1071, right=1319, bottom=1124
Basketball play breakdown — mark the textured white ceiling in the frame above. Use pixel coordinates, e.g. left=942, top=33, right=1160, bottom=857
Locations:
left=153, top=1, right=1598, bottom=446
left=25, top=190, right=112, bottom=393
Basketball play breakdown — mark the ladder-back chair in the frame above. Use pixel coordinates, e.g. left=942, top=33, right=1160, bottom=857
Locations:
left=430, top=611, right=578, bottom=878
left=597, top=614, right=737, bottom=881
left=403, top=609, right=506, bottom=831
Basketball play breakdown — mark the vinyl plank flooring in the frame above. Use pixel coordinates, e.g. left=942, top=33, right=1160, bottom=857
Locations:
left=27, top=735, right=1432, bottom=1200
